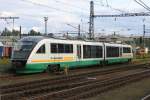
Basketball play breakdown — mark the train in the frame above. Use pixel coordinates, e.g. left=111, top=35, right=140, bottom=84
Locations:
left=11, top=36, right=133, bottom=74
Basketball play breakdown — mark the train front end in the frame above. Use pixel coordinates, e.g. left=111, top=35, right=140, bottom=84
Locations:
left=11, top=38, right=36, bottom=73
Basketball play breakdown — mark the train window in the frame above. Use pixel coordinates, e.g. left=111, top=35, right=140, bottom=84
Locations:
left=64, top=44, right=73, bottom=53
left=64, top=44, right=70, bottom=53
left=77, top=45, right=81, bottom=59
left=36, top=44, right=45, bottom=54
left=51, top=43, right=57, bottom=53
left=83, top=45, right=89, bottom=58
left=123, top=47, right=131, bottom=53
left=51, top=43, right=73, bottom=53
left=58, top=44, right=64, bottom=53
left=91, top=46, right=96, bottom=58
left=83, top=45, right=103, bottom=58
left=106, top=46, right=119, bottom=57
left=96, top=46, right=103, bottom=58
left=87, top=45, right=91, bottom=58
left=70, top=45, right=73, bottom=53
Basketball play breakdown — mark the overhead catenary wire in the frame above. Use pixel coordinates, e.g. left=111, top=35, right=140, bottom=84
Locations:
left=53, top=0, right=89, bottom=12
left=134, top=0, right=150, bottom=11
left=135, top=0, right=150, bottom=11
left=94, top=0, right=128, bottom=13
left=21, top=0, right=88, bottom=15
left=138, top=0, right=150, bottom=11
left=21, top=0, right=74, bottom=14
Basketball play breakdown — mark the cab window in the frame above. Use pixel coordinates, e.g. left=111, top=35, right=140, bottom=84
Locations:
left=36, top=44, right=45, bottom=53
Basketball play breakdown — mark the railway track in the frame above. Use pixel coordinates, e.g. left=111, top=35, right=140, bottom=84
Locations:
left=29, top=69, right=150, bottom=100
left=0, top=73, right=15, bottom=79
left=141, top=94, right=150, bottom=100
left=0, top=63, right=149, bottom=100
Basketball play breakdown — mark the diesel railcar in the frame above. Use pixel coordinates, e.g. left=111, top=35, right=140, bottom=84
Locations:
left=11, top=36, right=133, bottom=74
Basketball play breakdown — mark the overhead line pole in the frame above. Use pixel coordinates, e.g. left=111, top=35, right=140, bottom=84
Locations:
left=88, top=1, right=150, bottom=41
left=66, top=23, right=81, bottom=38
left=78, top=24, right=81, bottom=38
left=143, top=24, right=145, bottom=47
left=0, top=17, right=19, bottom=31
left=89, top=1, right=94, bottom=39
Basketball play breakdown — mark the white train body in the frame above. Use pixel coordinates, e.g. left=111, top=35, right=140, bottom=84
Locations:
left=11, top=36, right=133, bottom=73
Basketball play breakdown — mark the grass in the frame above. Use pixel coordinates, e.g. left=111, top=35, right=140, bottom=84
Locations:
left=88, top=78, right=150, bottom=100
left=132, top=54, right=150, bottom=64
left=0, top=58, right=11, bottom=73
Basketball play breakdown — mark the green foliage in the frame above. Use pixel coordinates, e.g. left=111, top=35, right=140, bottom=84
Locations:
left=1, top=28, right=20, bottom=36
left=0, top=58, right=11, bottom=73
left=0, top=28, right=41, bottom=36
left=134, top=53, right=150, bottom=59
left=28, top=29, right=41, bottom=36
left=1, top=28, right=12, bottom=36
left=12, top=29, right=20, bottom=36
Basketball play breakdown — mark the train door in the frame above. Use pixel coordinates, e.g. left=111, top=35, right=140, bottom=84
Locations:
left=77, top=44, right=81, bottom=60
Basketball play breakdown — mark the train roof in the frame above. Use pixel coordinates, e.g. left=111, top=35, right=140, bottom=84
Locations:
left=19, top=36, right=46, bottom=43
left=19, top=36, right=131, bottom=47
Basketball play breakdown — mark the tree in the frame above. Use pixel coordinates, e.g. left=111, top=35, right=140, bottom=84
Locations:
left=12, top=30, right=20, bottom=36
left=1, top=28, right=20, bottom=36
left=1, top=28, right=12, bottom=36
left=28, top=29, right=41, bottom=36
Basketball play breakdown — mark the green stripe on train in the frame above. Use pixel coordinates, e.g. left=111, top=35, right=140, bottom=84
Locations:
left=107, top=58, right=129, bottom=64
left=16, top=58, right=130, bottom=73
left=16, top=60, right=102, bottom=73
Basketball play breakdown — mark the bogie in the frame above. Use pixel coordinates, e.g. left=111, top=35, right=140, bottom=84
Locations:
left=46, top=64, right=60, bottom=73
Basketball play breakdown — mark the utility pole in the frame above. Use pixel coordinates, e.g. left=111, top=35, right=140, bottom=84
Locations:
left=19, top=26, right=22, bottom=39
left=13, top=18, right=14, bottom=31
left=66, top=23, right=81, bottom=38
left=44, top=17, right=48, bottom=35
left=143, top=24, right=145, bottom=47
left=78, top=24, right=80, bottom=38
left=89, top=1, right=94, bottom=39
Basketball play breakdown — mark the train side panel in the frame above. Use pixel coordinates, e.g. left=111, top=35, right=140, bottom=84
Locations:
left=105, top=43, right=133, bottom=64
left=20, top=39, right=104, bottom=73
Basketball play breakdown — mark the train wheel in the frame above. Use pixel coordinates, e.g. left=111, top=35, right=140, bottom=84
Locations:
left=128, top=59, right=132, bottom=63
left=46, top=65, right=51, bottom=73
left=100, top=61, right=104, bottom=67
left=104, top=61, right=108, bottom=65
left=47, top=65, right=59, bottom=73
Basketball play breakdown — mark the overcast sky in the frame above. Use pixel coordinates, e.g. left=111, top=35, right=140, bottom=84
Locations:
left=0, top=0, right=150, bottom=36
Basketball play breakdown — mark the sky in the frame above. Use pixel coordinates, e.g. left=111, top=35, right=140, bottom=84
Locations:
left=0, top=0, right=150, bottom=37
